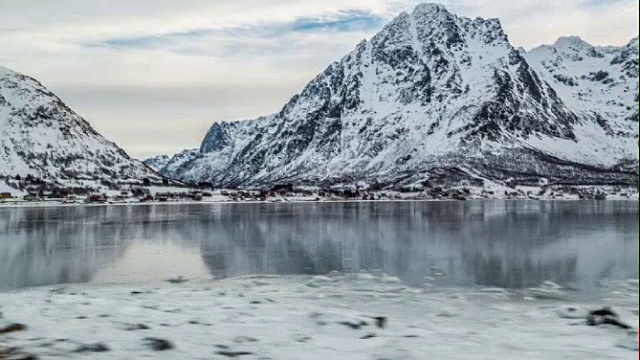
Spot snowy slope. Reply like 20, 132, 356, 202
0, 66, 158, 181
160, 148, 200, 180
160, 4, 638, 188
142, 155, 171, 172
523, 36, 638, 167
525, 36, 638, 129
0, 180, 25, 196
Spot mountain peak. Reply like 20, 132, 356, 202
143, 155, 171, 172
200, 122, 231, 154
527, 35, 605, 60
626, 36, 639, 47
553, 35, 589, 48
412, 3, 450, 15
1, 64, 158, 180
158, 5, 637, 188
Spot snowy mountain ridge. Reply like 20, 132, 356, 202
524, 36, 637, 136
155, 3, 637, 188
0, 65, 158, 182
143, 155, 171, 172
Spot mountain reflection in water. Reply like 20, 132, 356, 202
1, 201, 637, 295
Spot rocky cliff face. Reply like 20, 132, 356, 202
159, 3, 639, 188
0, 66, 158, 181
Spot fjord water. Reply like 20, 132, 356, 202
1, 201, 637, 298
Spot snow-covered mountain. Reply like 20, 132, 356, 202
143, 155, 171, 172
523, 36, 638, 138
0, 66, 158, 181
159, 148, 199, 180
157, 3, 639, 188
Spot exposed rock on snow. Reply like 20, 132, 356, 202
0, 322, 26, 334
215, 349, 255, 357
142, 337, 174, 351
0, 345, 37, 359
587, 307, 632, 329
122, 323, 151, 331
556, 305, 638, 351
166, 276, 189, 284
158, 4, 638, 188
72, 342, 110, 353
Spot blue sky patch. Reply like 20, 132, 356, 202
85, 9, 384, 51
291, 10, 385, 32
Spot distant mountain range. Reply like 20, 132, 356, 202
149, 3, 638, 188
143, 155, 171, 172
1, 3, 637, 190
0, 66, 157, 182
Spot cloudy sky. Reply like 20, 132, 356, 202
0, 0, 637, 159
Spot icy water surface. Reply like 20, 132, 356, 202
1, 201, 638, 296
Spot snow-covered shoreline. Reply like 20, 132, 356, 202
1, 274, 638, 359
1, 195, 638, 209
3, 176, 638, 209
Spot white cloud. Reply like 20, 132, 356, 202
0, 0, 637, 159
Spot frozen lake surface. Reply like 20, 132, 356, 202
1, 200, 638, 297
1, 201, 638, 359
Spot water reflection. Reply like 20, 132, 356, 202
0, 206, 130, 288
1, 201, 637, 293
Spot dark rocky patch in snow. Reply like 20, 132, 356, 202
587, 307, 632, 329
372, 316, 387, 328
216, 350, 255, 357
142, 337, 174, 351
0, 323, 27, 334
233, 336, 258, 343
72, 342, 110, 353
166, 276, 189, 284
122, 323, 150, 331
0, 346, 38, 359
339, 320, 368, 330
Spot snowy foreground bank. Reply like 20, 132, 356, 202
1, 274, 638, 359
